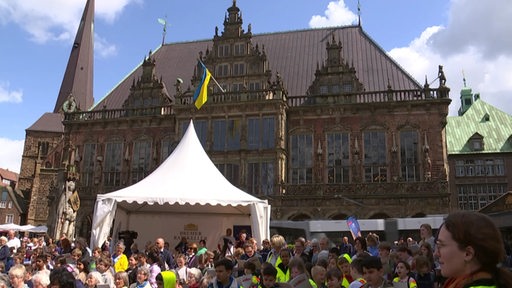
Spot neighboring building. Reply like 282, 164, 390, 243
19, 0, 453, 240
446, 81, 512, 211
479, 192, 512, 238
0, 168, 18, 189
0, 168, 26, 225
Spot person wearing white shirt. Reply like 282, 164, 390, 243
6, 230, 20, 253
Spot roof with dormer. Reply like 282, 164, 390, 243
446, 98, 512, 154
93, 24, 423, 110
0, 168, 18, 187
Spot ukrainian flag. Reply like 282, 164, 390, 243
193, 61, 211, 109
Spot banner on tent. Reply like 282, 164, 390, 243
172, 223, 208, 242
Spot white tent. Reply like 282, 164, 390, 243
0, 224, 48, 233
90, 120, 271, 250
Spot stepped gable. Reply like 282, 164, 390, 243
94, 26, 421, 110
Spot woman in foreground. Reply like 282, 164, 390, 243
435, 211, 512, 288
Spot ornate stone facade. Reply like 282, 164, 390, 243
19, 1, 453, 240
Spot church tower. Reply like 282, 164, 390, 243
18, 0, 95, 234
54, 0, 95, 113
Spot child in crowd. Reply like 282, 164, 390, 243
127, 254, 140, 285
242, 261, 259, 288
377, 242, 395, 282
90, 246, 103, 271
138, 252, 150, 269
71, 248, 83, 265
276, 249, 291, 283
325, 268, 343, 288
175, 254, 189, 285
393, 261, 417, 288
348, 257, 366, 288
361, 256, 392, 288
258, 265, 279, 288
337, 254, 352, 287
310, 265, 327, 288
412, 256, 435, 288
77, 257, 91, 285
24, 264, 34, 288
96, 255, 115, 288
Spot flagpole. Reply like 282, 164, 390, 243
210, 75, 225, 93
198, 59, 225, 93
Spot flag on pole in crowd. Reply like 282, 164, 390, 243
193, 61, 211, 109
347, 216, 362, 240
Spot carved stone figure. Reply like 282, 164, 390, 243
424, 148, 432, 181
56, 180, 80, 239
438, 65, 446, 87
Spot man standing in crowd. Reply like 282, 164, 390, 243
156, 237, 175, 270
339, 236, 354, 257
6, 230, 20, 253
217, 228, 236, 258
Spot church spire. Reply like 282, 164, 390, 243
53, 0, 94, 113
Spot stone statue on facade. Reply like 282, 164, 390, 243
438, 65, 446, 87
56, 180, 80, 239
424, 147, 432, 181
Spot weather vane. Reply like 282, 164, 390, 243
157, 16, 168, 46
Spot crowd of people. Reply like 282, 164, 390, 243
0, 211, 510, 288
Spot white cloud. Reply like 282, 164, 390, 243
0, 0, 137, 43
0, 138, 24, 173
309, 0, 358, 28
387, 0, 512, 116
95, 34, 118, 58
0, 82, 22, 103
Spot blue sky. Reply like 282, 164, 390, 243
1, 0, 511, 173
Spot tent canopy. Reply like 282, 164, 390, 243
0, 224, 48, 233
90, 120, 270, 249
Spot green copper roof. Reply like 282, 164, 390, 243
446, 99, 512, 154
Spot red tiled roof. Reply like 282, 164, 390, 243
0, 168, 18, 182
93, 26, 421, 110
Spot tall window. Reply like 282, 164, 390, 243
234, 43, 246, 56
213, 119, 241, 151
249, 82, 261, 91
248, 161, 275, 196
5, 214, 13, 224
326, 132, 350, 184
0, 191, 7, 208
363, 131, 387, 182
290, 134, 313, 184
247, 117, 275, 149
161, 137, 173, 162
216, 64, 229, 77
81, 143, 96, 186
455, 158, 505, 177
400, 130, 419, 182
216, 163, 240, 186
218, 45, 230, 57
233, 63, 245, 76
131, 139, 152, 184
104, 141, 123, 187
232, 83, 244, 92
457, 184, 506, 210
38, 141, 49, 156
